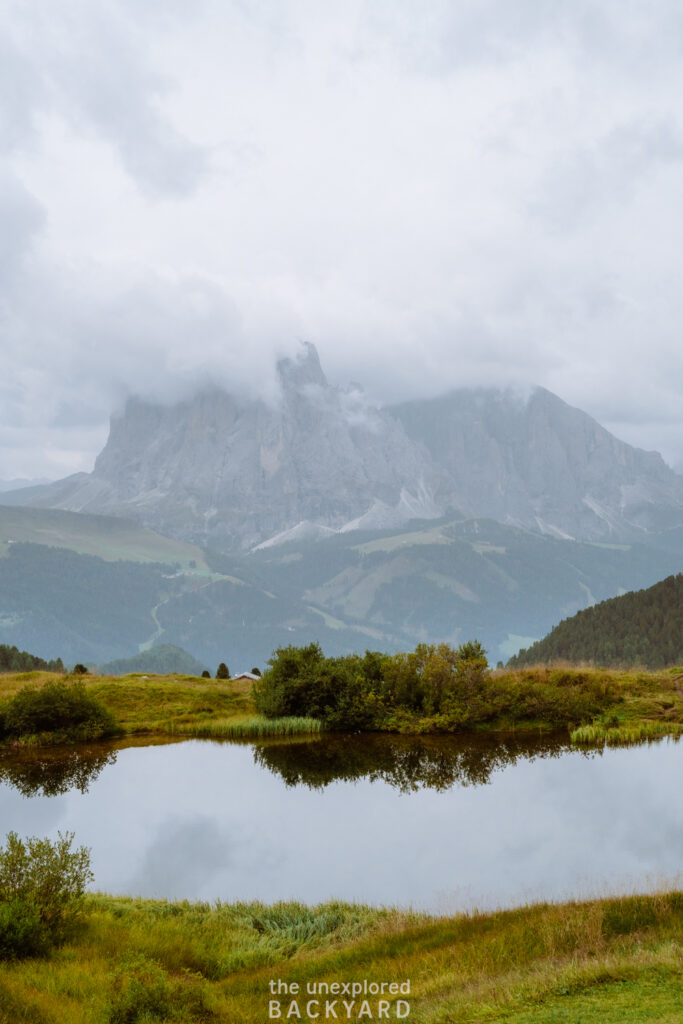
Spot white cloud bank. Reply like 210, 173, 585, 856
2, 0, 683, 476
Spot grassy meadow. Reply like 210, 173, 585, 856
1, 663, 683, 746
0, 890, 681, 1022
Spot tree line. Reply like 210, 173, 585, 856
0, 643, 64, 674
509, 574, 683, 669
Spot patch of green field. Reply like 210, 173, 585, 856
352, 525, 451, 554
0, 672, 257, 741
0, 506, 210, 570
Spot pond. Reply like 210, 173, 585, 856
1, 733, 681, 912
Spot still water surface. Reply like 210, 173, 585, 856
1, 733, 681, 912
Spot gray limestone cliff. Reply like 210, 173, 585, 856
389, 387, 683, 541
6, 344, 683, 550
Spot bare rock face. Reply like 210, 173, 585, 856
389, 387, 683, 541
26, 344, 450, 549
8, 344, 683, 550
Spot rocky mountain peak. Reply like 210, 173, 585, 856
5, 348, 683, 551
276, 341, 328, 390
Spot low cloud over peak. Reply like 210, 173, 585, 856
2, 1, 683, 477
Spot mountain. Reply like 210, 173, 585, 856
508, 573, 683, 669
4, 344, 446, 551
0, 511, 679, 668
0, 478, 52, 493
390, 386, 683, 541
6, 343, 683, 551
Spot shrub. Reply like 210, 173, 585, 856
0, 831, 93, 957
0, 899, 47, 959
2, 680, 119, 742
107, 953, 216, 1022
201, 670, 211, 679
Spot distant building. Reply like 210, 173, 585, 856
232, 671, 260, 681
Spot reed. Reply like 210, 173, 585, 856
571, 721, 683, 745
166, 715, 323, 739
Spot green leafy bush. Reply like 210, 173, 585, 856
252, 641, 618, 733
1, 679, 119, 742
107, 953, 216, 1022
0, 899, 47, 959
0, 831, 93, 957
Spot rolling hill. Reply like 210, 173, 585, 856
0, 505, 679, 669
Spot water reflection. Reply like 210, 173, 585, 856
0, 745, 117, 797
0, 736, 181, 798
253, 731, 591, 791
0, 734, 680, 910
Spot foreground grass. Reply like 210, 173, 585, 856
0, 890, 681, 1022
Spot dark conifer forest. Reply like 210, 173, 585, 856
509, 574, 683, 668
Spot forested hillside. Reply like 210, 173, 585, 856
0, 642, 63, 673
509, 574, 683, 668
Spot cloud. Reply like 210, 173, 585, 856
1, 0, 206, 195
2, 0, 683, 476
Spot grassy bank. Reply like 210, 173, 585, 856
1, 665, 683, 746
0, 890, 681, 1022
0, 671, 279, 745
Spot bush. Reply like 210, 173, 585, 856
201, 670, 211, 679
0, 831, 93, 957
107, 953, 216, 1022
2, 680, 119, 742
254, 641, 494, 731
0, 899, 47, 959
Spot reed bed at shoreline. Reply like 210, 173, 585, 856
570, 721, 683, 745
166, 714, 323, 739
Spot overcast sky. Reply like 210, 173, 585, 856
2, 0, 683, 479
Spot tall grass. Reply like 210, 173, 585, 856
571, 722, 683, 746
166, 715, 323, 739
0, 891, 681, 1022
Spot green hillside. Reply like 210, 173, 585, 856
97, 643, 208, 677
0, 505, 209, 569
0, 514, 680, 669
239, 517, 682, 662
509, 573, 683, 668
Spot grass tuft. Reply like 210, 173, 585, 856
571, 722, 683, 745
166, 715, 323, 739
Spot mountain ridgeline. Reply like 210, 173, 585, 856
2, 345, 682, 669
6, 344, 683, 552
509, 574, 683, 669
